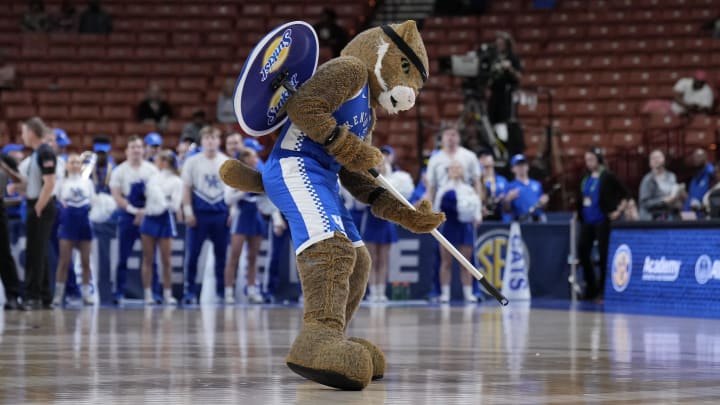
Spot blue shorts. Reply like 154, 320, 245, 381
58, 206, 93, 241
232, 200, 267, 236
439, 220, 474, 247
360, 208, 398, 244
140, 211, 177, 238
262, 155, 362, 254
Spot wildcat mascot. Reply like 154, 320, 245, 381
220, 20, 444, 390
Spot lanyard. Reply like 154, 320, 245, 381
581, 169, 603, 196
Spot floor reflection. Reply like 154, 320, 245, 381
1, 303, 720, 403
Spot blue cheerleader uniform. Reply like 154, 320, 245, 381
141, 170, 183, 239
57, 175, 95, 241
232, 197, 268, 237
360, 207, 398, 244
140, 211, 177, 238
437, 190, 474, 246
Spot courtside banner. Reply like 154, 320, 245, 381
606, 222, 720, 312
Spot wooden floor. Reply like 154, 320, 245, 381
1, 302, 720, 404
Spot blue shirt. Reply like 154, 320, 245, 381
485, 173, 511, 222
272, 83, 372, 173
685, 163, 715, 211
581, 175, 606, 224
507, 178, 544, 219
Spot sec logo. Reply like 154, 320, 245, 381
474, 228, 530, 289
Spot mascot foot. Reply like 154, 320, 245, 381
286, 322, 373, 390
348, 337, 386, 380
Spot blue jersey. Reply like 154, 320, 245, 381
507, 179, 544, 219
685, 163, 715, 210
581, 176, 605, 224
271, 83, 372, 173
181, 152, 229, 213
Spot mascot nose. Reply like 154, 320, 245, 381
391, 86, 416, 111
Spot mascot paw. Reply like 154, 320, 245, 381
326, 127, 383, 172
348, 337, 386, 380
286, 322, 373, 390
372, 194, 445, 233
219, 159, 265, 193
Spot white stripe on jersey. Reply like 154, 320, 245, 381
279, 157, 332, 254
280, 124, 306, 152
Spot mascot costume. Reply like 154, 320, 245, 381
220, 20, 445, 390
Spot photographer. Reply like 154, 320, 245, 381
487, 32, 523, 149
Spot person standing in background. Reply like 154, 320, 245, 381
575, 148, 632, 302
223, 148, 266, 304
638, 149, 686, 220
224, 133, 243, 159
144, 132, 163, 163
684, 149, 715, 216
217, 79, 237, 127
52, 154, 96, 306
478, 150, 509, 221
140, 150, 183, 306
425, 125, 482, 204
313, 8, 349, 58
504, 154, 548, 222
137, 82, 172, 132
0, 151, 25, 309
109, 136, 158, 305
181, 127, 230, 304
21, 117, 58, 310
78, 0, 112, 34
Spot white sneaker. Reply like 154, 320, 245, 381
82, 295, 95, 306
225, 294, 236, 305
439, 294, 450, 303
376, 295, 388, 303
248, 291, 264, 304
464, 294, 478, 303
144, 296, 156, 305
165, 296, 178, 305
52, 294, 64, 307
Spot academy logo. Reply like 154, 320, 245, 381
260, 29, 293, 82
611, 244, 632, 292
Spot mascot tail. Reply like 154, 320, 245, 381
219, 160, 265, 193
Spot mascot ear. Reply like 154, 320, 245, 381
390, 20, 429, 81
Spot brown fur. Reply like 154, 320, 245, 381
346, 246, 386, 380
372, 192, 445, 233
286, 233, 373, 389
218, 159, 265, 193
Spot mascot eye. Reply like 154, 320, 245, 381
401, 58, 411, 75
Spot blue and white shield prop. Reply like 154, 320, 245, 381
233, 21, 319, 137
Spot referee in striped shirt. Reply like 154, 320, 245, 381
21, 117, 58, 310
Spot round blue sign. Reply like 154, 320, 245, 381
233, 21, 319, 137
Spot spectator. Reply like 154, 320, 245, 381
639, 150, 686, 220
90, 135, 114, 194
642, 70, 714, 116
242, 138, 265, 169
51, 0, 77, 32
313, 8, 349, 58
702, 161, 720, 216
78, 0, 112, 34
0, 62, 15, 89
52, 153, 96, 307
22, 0, 49, 32
21, 117, 58, 310
701, 15, 720, 38
54, 128, 71, 161
181, 110, 207, 145
176, 135, 196, 170
488, 32, 523, 149
478, 149, 510, 221
684, 148, 715, 216
140, 150, 183, 305
0, 151, 25, 310
425, 125, 482, 204
575, 148, 632, 302
216, 78, 236, 124
137, 82, 172, 131
223, 148, 266, 304
504, 154, 548, 222
109, 136, 159, 305
224, 132, 243, 159
434, 160, 482, 303
144, 132, 163, 162
181, 126, 230, 304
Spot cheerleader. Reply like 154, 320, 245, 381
52, 154, 96, 306
434, 160, 482, 303
140, 150, 183, 305
223, 148, 266, 304
361, 148, 415, 302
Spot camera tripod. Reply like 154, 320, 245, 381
457, 89, 509, 164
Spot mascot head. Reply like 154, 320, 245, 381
341, 20, 429, 115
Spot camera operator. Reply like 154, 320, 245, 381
487, 32, 523, 153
